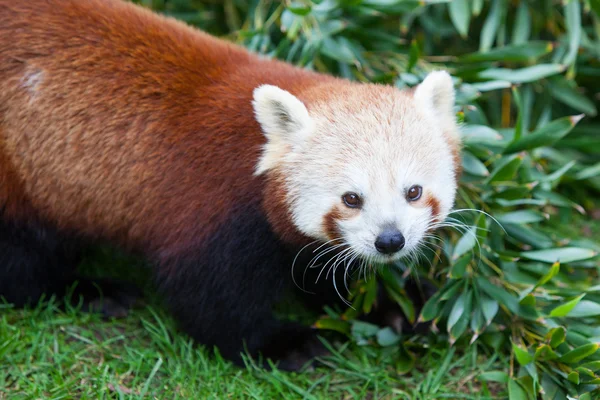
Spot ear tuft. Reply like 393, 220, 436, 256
252, 85, 313, 175
414, 70, 455, 120
253, 85, 312, 137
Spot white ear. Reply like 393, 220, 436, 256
414, 71, 456, 123
252, 85, 314, 175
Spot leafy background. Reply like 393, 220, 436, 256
3, 0, 600, 399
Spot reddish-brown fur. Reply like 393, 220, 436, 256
0, 0, 344, 260
0, 0, 455, 369
322, 205, 362, 241
425, 195, 441, 223
451, 147, 463, 180
323, 208, 344, 241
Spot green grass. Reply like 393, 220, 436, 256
0, 246, 511, 399
1, 298, 508, 399
3, 0, 600, 398
3, 215, 598, 398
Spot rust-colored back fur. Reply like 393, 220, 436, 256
0, 1, 457, 369
0, 0, 337, 257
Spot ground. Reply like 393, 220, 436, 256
1, 303, 506, 399
0, 246, 511, 399
2, 215, 599, 399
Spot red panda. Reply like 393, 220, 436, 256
0, 0, 461, 370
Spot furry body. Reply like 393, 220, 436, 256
0, 0, 460, 368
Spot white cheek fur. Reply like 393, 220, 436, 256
284, 138, 457, 261
255, 74, 459, 260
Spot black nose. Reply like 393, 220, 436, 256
374, 229, 405, 254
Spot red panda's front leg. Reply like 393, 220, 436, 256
153, 208, 328, 371
0, 217, 141, 318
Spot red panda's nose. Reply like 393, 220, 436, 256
375, 229, 405, 254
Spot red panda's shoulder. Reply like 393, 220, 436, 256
0, 0, 337, 250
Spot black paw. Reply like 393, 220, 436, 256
68, 277, 144, 319
258, 324, 330, 372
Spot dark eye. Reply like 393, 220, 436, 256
342, 192, 362, 208
406, 185, 422, 202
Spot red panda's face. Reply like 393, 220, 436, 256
253, 71, 461, 265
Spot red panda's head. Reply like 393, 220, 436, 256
252, 71, 461, 265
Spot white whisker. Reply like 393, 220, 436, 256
449, 208, 507, 234
315, 246, 352, 284
291, 240, 318, 293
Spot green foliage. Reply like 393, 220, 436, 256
2, 300, 510, 398
94, 0, 600, 397
129, 0, 600, 397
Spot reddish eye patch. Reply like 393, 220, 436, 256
322, 207, 343, 240
426, 195, 441, 223
322, 203, 360, 240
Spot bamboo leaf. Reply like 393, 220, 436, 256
508, 379, 529, 400
450, 290, 472, 342
575, 162, 600, 180
470, 80, 511, 91
385, 286, 416, 324
407, 39, 420, 72
470, 307, 484, 335
447, 288, 469, 332
549, 77, 597, 116
567, 370, 580, 384
472, 0, 483, 16
479, 0, 504, 52
287, 2, 312, 16
419, 289, 444, 323
462, 151, 489, 176
534, 261, 560, 288
485, 154, 524, 184
521, 247, 598, 264
452, 227, 477, 260
512, 342, 533, 365
496, 210, 546, 225
563, 0, 582, 66
479, 370, 509, 383
534, 344, 559, 361
559, 343, 599, 364
376, 327, 400, 347
460, 124, 503, 144
321, 37, 356, 63
440, 280, 463, 301
351, 321, 380, 338
511, 1, 530, 44
449, 252, 471, 279
476, 277, 519, 314
448, 0, 470, 38
549, 294, 586, 317
567, 300, 600, 318
314, 318, 351, 335
460, 41, 552, 63
546, 327, 566, 348
581, 361, 600, 371
362, 277, 378, 314
512, 86, 523, 141
481, 296, 499, 325
503, 115, 584, 154
477, 64, 565, 83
